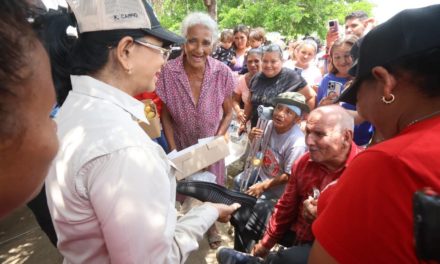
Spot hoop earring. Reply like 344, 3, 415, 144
381, 94, 395, 104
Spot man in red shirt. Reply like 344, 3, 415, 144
217, 105, 363, 264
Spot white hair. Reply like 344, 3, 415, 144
180, 12, 219, 44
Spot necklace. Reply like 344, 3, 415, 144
407, 109, 440, 127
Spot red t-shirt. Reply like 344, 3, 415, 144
260, 143, 362, 249
313, 116, 440, 263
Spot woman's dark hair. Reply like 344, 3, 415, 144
263, 44, 283, 60
33, 9, 148, 105
385, 47, 440, 98
232, 24, 249, 49
233, 24, 250, 37
0, 0, 37, 139
70, 29, 147, 76
247, 47, 263, 57
32, 8, 75, 106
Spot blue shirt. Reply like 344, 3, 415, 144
318, 73, 374, 146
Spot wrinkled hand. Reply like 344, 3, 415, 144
245, 182, 266, 198
248, 127, 263, 141
252, 242, 270, 258
303, 196, 318, 223
208, 202, 241, 223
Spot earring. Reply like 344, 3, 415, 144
126, 68, 132, 75
381, 94, 395, 104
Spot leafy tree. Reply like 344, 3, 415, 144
154, 0, 374, 40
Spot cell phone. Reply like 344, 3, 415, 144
413, 188, 440, 261
327, 81, 343, 98
328, 19, 339, 33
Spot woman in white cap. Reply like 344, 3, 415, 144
45, 1, 239, 263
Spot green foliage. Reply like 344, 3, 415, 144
156, 0, 374, 40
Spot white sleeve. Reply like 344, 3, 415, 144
84, 147, 218, 264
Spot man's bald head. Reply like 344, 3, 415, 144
309, 105, 354, 133
305, 105, 355, 171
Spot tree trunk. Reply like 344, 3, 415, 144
204, 0, 217, 21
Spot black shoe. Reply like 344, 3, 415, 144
176, 180, 256, 228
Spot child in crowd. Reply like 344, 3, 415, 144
284, 39, 322, 90
212, 29, 235, 66
249, 27, 266, 49
317, 35, 373, 146
317, 36, 357, 104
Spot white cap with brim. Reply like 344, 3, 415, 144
67, 0, 185, 46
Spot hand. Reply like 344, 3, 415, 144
251, 242, 270, 258
319, 94, 338, 106
326, 30, 339, 51
238, 123, 247, 135
245, 182, 266, 198
208, 202, 241, 223
223, 133, 230, 143
248, 127, 263, 141
237, 110, 247, 124
302, 196, 318, 223
230, 57, 237, 66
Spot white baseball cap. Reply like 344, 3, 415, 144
66, 0, 185, 46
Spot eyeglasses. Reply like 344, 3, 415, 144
134, 39, 171, 61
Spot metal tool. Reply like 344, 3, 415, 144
240, 105, 274, 192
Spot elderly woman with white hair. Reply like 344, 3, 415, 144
156, 12, 236, 249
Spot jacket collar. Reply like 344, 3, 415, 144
70, 75, 148, 124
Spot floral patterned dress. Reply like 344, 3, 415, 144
156, 56, 236, 185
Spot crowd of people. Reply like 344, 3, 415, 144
1, 0, 439, 263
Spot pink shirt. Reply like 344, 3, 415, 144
156, 56, 236, 185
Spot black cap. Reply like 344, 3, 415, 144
339, 4, 440, 105
141, 0, 185, 46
